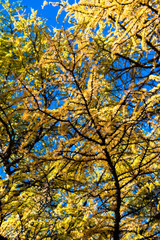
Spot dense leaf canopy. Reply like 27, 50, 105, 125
0, 0, 160, 239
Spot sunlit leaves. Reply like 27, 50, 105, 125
0, 0, 160, 239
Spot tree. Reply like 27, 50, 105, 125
0, 0, 160, 239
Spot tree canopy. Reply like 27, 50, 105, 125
0, 0, 160, 239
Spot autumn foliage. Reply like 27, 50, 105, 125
0, 0, 160, 239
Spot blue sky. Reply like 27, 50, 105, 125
22, 0, 68, 29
